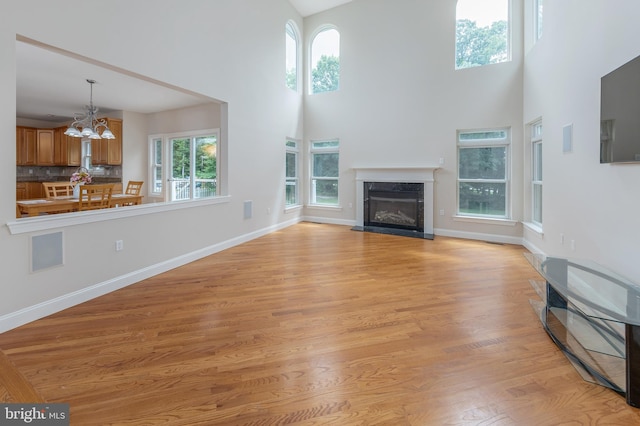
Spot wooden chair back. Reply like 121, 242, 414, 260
125, 181, 143, 196
43, 182, 73, 198
77, 184, 114, 211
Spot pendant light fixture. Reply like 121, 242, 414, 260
64, 79, 115, 140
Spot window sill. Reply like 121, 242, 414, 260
8, 196, 231, 235
523, 221, 544, 237
285, 204, 303, 213
452, 215, 518, 227
306, 204, 343, 212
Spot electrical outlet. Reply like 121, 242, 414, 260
115, 240, 124, 251
439, 209, 445, 216
570, 240, 576, 251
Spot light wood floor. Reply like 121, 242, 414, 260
1, 223, 639, 425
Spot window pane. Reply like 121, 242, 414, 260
154, 167, 162, 193
533, 183, 542, 223
286, 152, 296, 178
459, 182, 506, 216
456, 0, 509, 69
312, 140, 339, 149
154, 139, 162, 164
194, 136, 217, 198
311, 28, 340, 94
459, 130, 507, 141
313, 153, 339, 177
286, 180, 297, 205
171, 138, 191, 200
286, 23, 297, 91
536, 0, 544, 40
312, 179, 338, 205
459, 147, 506, 179
533, 142, 542, 180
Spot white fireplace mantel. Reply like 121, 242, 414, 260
353, 166, 439, 237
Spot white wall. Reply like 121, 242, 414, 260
0, 0, 304, 331
522, 0, 640, 279
302, 0, 525, 243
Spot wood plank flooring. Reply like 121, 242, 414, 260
1, 223, 639, 425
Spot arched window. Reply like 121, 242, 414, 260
285, 21, 299, 91
455, 0, 510, 69
310, 26, 340, 94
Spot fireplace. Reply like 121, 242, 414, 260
364, 182, 424, 232
352, 166, 438, 239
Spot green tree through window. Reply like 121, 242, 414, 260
312, 55, 340, 93
455, 0, 509, 69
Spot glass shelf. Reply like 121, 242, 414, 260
525, 252, 640, 405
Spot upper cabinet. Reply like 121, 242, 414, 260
16, 118, 121, 167
16, 126, 37, 165
36, 129, 55, 166
91, 118, 122, 166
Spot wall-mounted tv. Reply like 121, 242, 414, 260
600, 54, 640, 163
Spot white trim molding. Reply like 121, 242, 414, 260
352, 166, 439, 236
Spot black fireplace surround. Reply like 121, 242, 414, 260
359, 181, 429, 239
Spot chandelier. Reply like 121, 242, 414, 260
64, 79, 115, 140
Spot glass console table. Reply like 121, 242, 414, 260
525, 253, 640, 407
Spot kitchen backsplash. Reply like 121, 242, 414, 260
17, 165, 122, 182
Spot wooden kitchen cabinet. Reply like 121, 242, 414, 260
37, 129, 55, 165
16, 182, 45, 200
16, 126, 37, 165
91, 118, 122, 165
54, 127, 81, 166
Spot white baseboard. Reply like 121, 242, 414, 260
434, 227, 524, 246
0, 217, 302, 334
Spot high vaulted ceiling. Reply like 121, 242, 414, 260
16, 2, 351, 123
288, 0, 352, 17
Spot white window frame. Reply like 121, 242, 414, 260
309, 25, 340, 95
531, 121, 543, 226
309, 139, 340, 207
149, 136, 163, 197
285, 139, 301, 208
457, 128, 511, 219
149, 128, 220, 203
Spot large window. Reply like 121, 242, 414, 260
455, 0, 510, 69
531, 121, 543, 225
310, 27, 340, 94
457, 129, 510, 218
285, 21, 299, 91
285, 139, 300, 207
150, 129, 219, 202
310, 139, 339, 206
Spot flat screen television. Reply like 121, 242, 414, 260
600, 54, 640, 163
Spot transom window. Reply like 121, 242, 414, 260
456, 0, 510, 69
310, 27, 340, 94
310, 139, 339, 206
457, 129, 510, 218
